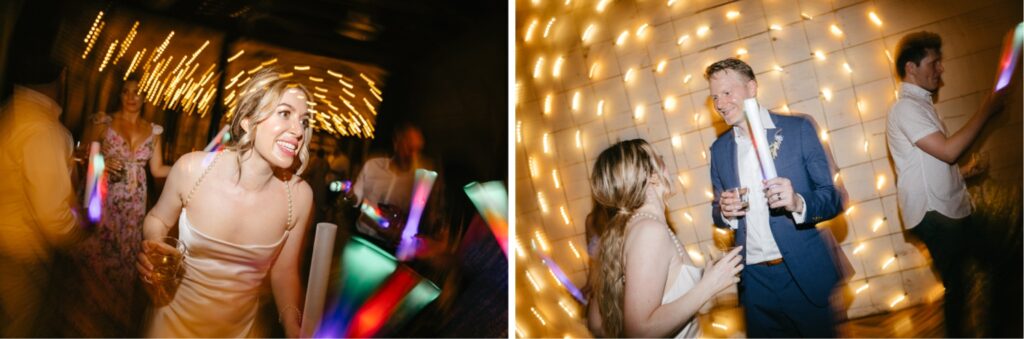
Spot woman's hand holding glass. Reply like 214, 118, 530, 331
698, 246, 744, 296
720, 187, 749, 219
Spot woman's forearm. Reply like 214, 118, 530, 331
142, 213, 171, 241
625, 279, 715, 337
272, 268, 304, 337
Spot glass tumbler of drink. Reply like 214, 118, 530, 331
145, 236, 186, 306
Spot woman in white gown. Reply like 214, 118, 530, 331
136, 68, 314, 337
585, 139, 744, 338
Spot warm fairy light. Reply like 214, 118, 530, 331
781, 104, 790, 113
885, 50, 894, 63
667, 0, 678, 6
683, 74, 692, 83
308, 76, 324, 82
616, 30, 630, 46
534, 230, 550, 252
326, 70, 345, 78
83, 11, 104, 43
596, 0, 611, 12
534, 57, 545, 79
558, 300, 576, 318
588, 63, 600, 79
259, 57, 278, 67
227, 50, 245, 63
814, 50, 826, 60
687, 249, 704, 264
624, 68, 635, 83
712, 323, 728, 330
552, 170, 561, 189
853, 243, 866, 254
526, 272, 541, 291
543, 133, 551, 153
705, 189, 714, 199
774, 64, 784, 72
855, 283, 870, 294
560, 206, 571, 225
770, 24, 783, 31
339, 78, 354, 88
701, 150, 707, 160
869, 12, 883, 26
634, 105, 645, 120
514, 236, 526, 259
81, 11, 105, 59
552, 56, 564, 78
571, 91, 582, 112
858, 101, 867, 114
516, 121, 523, 143
882, 256, 896, 270
568, 241, 582, 259
656, 60, 667, 73
726, 11, 740, 20
575, 130, 582, 148
678, 173, 690, 188
834, 172, 841, 182
821, 88, 833, 101
801, 12, 813, 20
543, 17, 557, 38
124, 49, 145, 80
636, 23, 649, 37
676, 34, 690, 45
525, 19, 539, 42
830, 24, 844, 36
98, 39, 119, 72
736, 48, 748, 56
863, 140, 870, 153
530, 307, 547, 326
890, 294, 906, 308
875, 174, 888, 191
683, 212, 693, 222
544, 94, 553, 115
696, 26, 710, 37
597, 100, 605, 116
529, 157, 539, 178
843, 62, 853, 73
821, 130, 829, 141
114, 21, 139, 64
314, 86, 328, 93
845, 205, 855, 216
664, 96, 677, 111
872, 218, 885, 232
537, 192, 549, 214
671, 135, 682, 148
582, 24, 596, 42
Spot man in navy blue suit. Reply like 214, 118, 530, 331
705, 58, 848, 337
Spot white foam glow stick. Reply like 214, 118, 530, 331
742, 98, 777, 180
396, 169, 438, 261
301, 222, 338, 338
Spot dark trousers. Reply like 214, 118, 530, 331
910, 211, 970, 338
742, 262, 836, 337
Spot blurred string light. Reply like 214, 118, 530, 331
544, 17, 557, 38
114, 21, 139, 64
869, 11, 883, 26
98, 39, 118, 72
582, 24, 596, 42
81, 11, 105, 59
830, 24, 844, 36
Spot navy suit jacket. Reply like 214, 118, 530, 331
709, 113, 845, 307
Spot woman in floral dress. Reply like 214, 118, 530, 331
62, 78, 172, 336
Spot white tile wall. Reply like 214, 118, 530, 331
516, 0, 1021, 322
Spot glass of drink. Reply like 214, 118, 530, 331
145, 236, 186, 306
726, 187, 749, 210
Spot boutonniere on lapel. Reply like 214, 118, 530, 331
769, 128, 783, 159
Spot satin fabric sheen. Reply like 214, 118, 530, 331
661, 264, 703, 338
144, 209, 288, 337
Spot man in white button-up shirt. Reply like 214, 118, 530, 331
706, 58, 848, 337
886, 31, 1008, 338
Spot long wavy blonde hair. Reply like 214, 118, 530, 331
224, 67, 313, 175
585, 139, 668, 337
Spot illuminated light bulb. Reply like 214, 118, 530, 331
781, 104, 791, 113
656, 60, 667, 73
701, 150, 707, 160
543, 94, 553, 115
863, 140, 869, 153
596, 0, 611, 12
559, 300, 576, 318
571, 91, 581, 112
726, 11, 740, 20
525, 19, 539, 42
712, 323, 728, 330
582, 24, 596, 42
845, 205, 855, 216
552, 56, 564, 78
683, 74, 692, 83
526, 272, 541, 292
821, 130, 829, 142
227, 50, 245, 63
890, 294, 906, 308
529, 157, 539, 178
814, 50, 826, 60
514, 237, 526, 259
869, 12, 883, 26
855, 283, 870, 294
830, 24, 844, 36
552, 170, 561, 189
543, 17, 557, 38
885, 50, 894, 63
667, 0, 678, 6
616, 30, 630, 46
575, 130, 582, 148
636, 23, 649, 37
624, 68, 635, 83
871, 218, 885, 232
736, 48, 748, 57
876, 174, 886, 190
696, 26, 710, 37
634, 105, 645, 120
770, 24, 783, 31
543, 133, 551, 153
857, 100, 867, 114
569, 241, 582, 259
882, 256, 896, 270
843, 62, 853, 73
516, 121, 523, 143
560, 206, 571, 225
534, 230, 550, 252
664, 96, 677, 111
671, 135, 682, 148
687, 249, 704, 264
681, 210, 693, 223
774, 64, 784, 72
833, 172, 840, 182
676, 34, 690, 45
589, 63, 600, 79
801, 12, 813, 20
597, 99, 605, 116
537, 192, 550, 214
821, 88, 833, 101
852, 243, 866, 254
534, 57, 545, 79
705, 189, 714, 199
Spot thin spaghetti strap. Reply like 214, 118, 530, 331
284, 180, 295, 231
183, 151, 224, 208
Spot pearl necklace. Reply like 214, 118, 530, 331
630, 211, 686, 257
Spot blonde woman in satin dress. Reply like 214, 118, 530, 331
136, 68, 313, 337
585, 139, 744, 338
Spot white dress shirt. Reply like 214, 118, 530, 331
886, 82, 971, 228
723, 107, 806, 264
